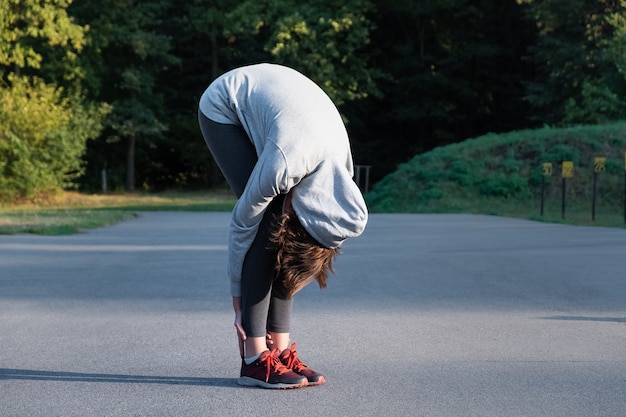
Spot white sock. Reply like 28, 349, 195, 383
244, 352, 262, 365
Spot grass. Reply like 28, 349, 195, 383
0, 190, 236, 235
0, 209, 138, 235
480, 199, 625, 228
2, 187, 623, 236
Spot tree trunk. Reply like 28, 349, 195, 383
125, 135, 135, 191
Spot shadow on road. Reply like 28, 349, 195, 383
541, 316, 626, 323
0, 368, 238, 387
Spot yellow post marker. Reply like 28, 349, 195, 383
594, 157, 606, 173
542, 162, 553, 176
562, 161, 574, 178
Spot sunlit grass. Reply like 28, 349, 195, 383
1, 188, 624, 236
0, 209, 138, 235
30, 189, 237, 210
0, 190, 236, 235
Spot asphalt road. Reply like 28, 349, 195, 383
1, 212, 625, 417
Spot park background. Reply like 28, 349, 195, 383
1, 0, 626, 228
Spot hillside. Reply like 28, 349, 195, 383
366, 122, 626, 224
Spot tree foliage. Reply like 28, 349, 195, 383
522, 0, 624, 125
70, 0, 180, 191
0, 0, 107, 204
0, 0, 86, 74
565, 1, 626, 124
1, 0, 625, 201
224, 0, 382, 106
341, 0, 534, 177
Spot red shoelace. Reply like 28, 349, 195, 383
263, 348, 291, 382
281, 343, 309, 372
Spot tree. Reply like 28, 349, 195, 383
223, 0, 382, 107
61, 0, 539, 192
342, 0, 534, 181
71, 0, 179, 191
151, 0, 240, 190
562, 1, 626, 123
522, 0, 623, 125
150, 0, 387, 191
605, 1, 626, 103
0, 0, 107, 203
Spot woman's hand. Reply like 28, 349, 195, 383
232, 297, 247, 358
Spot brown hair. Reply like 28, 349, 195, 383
269, 212, 340, 299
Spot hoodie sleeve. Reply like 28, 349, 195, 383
228, 144, 291, 296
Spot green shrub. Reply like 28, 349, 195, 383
420, 187, 444, 201
0, 76, 109, 204
542, 144, 580, 164
479, 174, 528, 198
448, 159, 474, 186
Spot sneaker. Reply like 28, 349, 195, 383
279, 343, 326, 386
238, 348, 307, 389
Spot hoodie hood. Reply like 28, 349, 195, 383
291, 159, 368, 248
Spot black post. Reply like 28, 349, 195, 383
562, 177, 566, 219
541, 175, 546, 216
592, 172, 597, 221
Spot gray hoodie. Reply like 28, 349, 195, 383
199, 63, 368, 296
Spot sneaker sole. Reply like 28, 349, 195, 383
238, 376, 307, 389
305, 375, 326, 387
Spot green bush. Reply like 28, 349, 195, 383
0, 75, 108, 204
479, 174, 528, 198
542, 144, 580, 164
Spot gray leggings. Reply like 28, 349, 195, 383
198, 110, 293, 338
